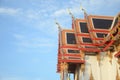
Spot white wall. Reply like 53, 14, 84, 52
78, 52, 119, 80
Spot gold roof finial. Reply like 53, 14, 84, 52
80, 4, 86, 14
55, 18, 62, 31
80, 3, 88, 19
67, 8, 74, 19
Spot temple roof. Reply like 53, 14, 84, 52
57, 12, 120, 73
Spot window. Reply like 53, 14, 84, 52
82, 37, 92, 43
92, 18, 113, 29
96, 33, 107, 38
68, 49, 80, 53
79, 22, 89, 33
66, 33, 76, 44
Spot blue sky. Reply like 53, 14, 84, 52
0, 0, 120, 80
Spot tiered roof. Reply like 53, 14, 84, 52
57, 12, 120, 73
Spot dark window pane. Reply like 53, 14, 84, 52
82, 37, 92, 43
92, 18, 113, 29
68, 49, 80, 53
67, 33, 76, 44
96, 33, 107, 38
85, 46, 96, 48
79, 22, 89, 33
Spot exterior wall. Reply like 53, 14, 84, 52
78, 52, 119, 80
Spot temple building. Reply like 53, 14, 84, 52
56, 10, 120, 80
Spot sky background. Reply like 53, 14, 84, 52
0, 0, 120, 80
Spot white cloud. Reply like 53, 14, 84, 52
53, 9, 68, 17
24, 10, 41, 20
17, 40, 55, 48
27, 14, 38, 19
52, 8, 82, 19
80, 0, 120, 15
13, 33, 56, 49
13, 34, 25, 40
0, 7, 20, 15
0, 7, 42, 20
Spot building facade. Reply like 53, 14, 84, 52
57, 12, 120, 80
